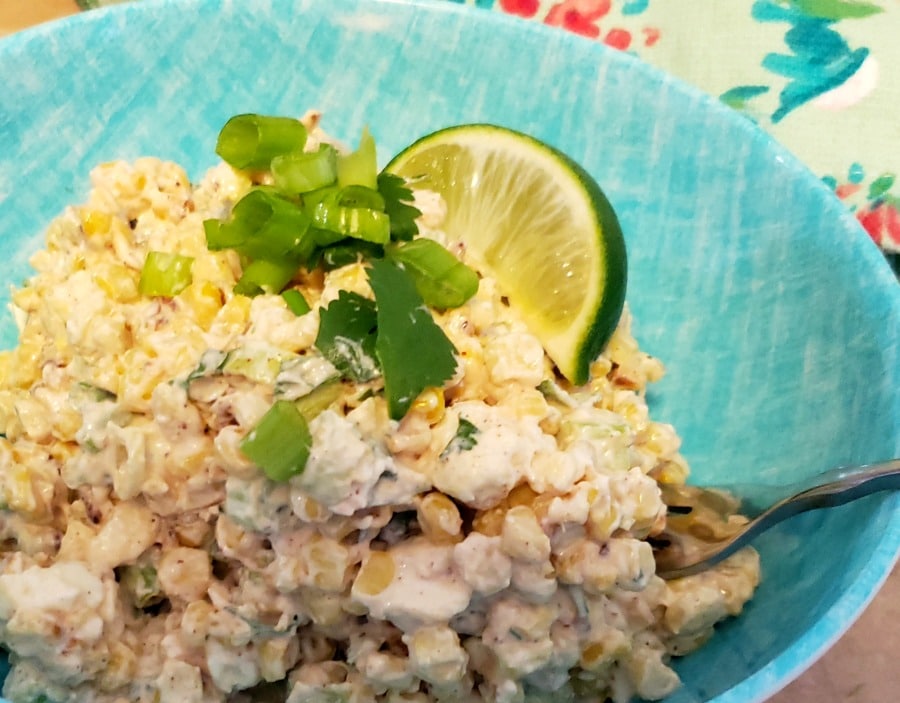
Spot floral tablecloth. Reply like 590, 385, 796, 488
73, 0, 900, 268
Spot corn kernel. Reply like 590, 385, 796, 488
512, 388, 550, 419
473, 505, 506, 537
4, 467, 37, 515
0, 352, 11, 387
191, 252, 237, 289
411, 387, 446, 425
80, 209, 112, 238
260, 638, 299, 683
304, 536, 350, 592
99, 641, 136, 691
213, 294, 251, 332
579, 630, 629, 671
507, 484, 538, 509
588, 500, 621, 541
94, 263, 139, 303
501, 505, 551, 562
179, 280, 224, 330
354, 551, 395, 596
6, 339, 42, 389
417, 492, 462, 542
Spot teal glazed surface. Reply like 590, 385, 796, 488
0, 1, 898, 701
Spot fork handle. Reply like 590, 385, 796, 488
731, 458, 900, 517
780, 458, 900, 514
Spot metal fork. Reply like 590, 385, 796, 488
651, 458, 900, 579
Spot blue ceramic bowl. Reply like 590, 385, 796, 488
0, 1, 897, 701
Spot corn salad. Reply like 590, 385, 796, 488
0, 117, 759, 703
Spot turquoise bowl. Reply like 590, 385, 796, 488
0, 1, 897, 701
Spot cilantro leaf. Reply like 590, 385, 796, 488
367, 259, 458, 420
440, 417, 479, 458
315, 291, 381, 382
378, 172, 421, 241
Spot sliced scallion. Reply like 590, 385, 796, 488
216, 114, 308, 170
138, 251, 194, 297
387, 238, 479, 309
311, 201, 390, 244
295, 381, 343, 422
272, 144, 339, 194
204, 218, 245, 251
234, 258, 298, 297
229, 189, 315, 263
282, 288, 311, 316
240, 400, 312, 482
336, 127, 378, 190
319, 241, 384, 270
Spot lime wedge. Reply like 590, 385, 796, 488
386, 124, 627, 385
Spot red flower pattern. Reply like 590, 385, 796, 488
545, 0, 611, 39
857, 203, 900, 250
604, 27, 632, 50
499, 0, 541, 17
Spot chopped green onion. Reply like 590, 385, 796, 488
311, 201, 390, 244
337, 127, 378, 190
387, 238, 479, 309
240, 400, 312, 482
204, 218, 245, 251
234, 259, 298, 297
272, 144, 338, 194
295, 381, 343, 422
138, 251, 194, 297
318, 240, 384, 270
229, 189, 315, 262
301, 185, 341, 212
311, 227, 347, 248
335, 185, 386, 211
216, 114, 308, 170
282, 289, 311, 315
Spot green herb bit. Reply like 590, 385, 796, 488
240, 400, 312, 482
315, 291, 381, 382
281, 289, 311, 316
367, 259, 459, 420
182, 349, 229, 387
119, 564, 164, 609
216, 113, 308, 170
234, 258, 298, 297
337, 126, 378, 190
388, 238, 478, 309
537, 378, 577, 407
138, 251, 194, 297
377, 173, 421, 241
272, 144, 338, 194
71, 382, 117, 403
440, 417, 479, 458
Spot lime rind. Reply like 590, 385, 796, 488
386, 124, 627, 385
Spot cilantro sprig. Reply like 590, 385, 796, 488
312, 261, 460, 420
368, 259, 458, 419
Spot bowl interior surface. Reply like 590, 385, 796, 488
0, 1, 898, 701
